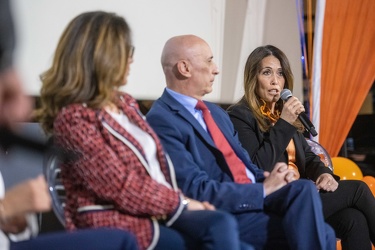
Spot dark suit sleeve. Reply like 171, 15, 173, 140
0, 0, 15, 72
228, 103, 296, 171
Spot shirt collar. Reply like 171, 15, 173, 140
166, 88, 199, 115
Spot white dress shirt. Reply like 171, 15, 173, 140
108, 109, 172, 188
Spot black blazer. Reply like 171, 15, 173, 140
227, 99, 338, 182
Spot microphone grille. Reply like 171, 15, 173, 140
280, 89, 292, 101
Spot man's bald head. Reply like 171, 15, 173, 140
160, 35, 219, 99
161, 35, 207, 70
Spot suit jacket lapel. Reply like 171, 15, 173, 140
160, 90, 217, 148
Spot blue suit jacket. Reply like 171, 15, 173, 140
147, 89, 266, 214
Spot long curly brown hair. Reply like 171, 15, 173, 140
34, 11, 132, 134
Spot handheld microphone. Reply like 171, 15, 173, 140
280, 89, 318, 137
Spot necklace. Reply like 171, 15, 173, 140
259, 99, 280, 123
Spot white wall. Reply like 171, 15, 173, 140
11, 0, 303, 103
11, 0, 224, 101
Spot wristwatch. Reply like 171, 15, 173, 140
182, 198, 190, 210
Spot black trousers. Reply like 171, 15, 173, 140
320, 180, 375, 250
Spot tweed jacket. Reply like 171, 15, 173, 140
147, 89, 267, 214
53, 92, 184, 250
227, 99, 337, 181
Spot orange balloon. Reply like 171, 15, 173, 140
331, 157, 363, 180
362, 176, 375, 197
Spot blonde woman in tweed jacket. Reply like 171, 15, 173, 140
34, 11, 252, 250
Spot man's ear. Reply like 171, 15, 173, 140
176, 60, 191, 78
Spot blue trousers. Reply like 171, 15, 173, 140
155, 209, 254, 250
236, 179, 336, 250
10, 228, 138, 250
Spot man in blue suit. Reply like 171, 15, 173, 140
147, 34, 336, 250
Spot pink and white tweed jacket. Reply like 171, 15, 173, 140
53, 92, 184, 250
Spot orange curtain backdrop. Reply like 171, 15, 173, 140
317, 0, 375, 156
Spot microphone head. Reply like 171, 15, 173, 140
280, 89, 292, 101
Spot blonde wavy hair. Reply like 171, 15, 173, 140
34, 11, 132, 134
243, 45, 304, 132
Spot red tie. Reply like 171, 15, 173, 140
195, 100, 251, 183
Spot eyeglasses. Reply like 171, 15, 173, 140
128, 46, 135, 59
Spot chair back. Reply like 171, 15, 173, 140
306, 138, 334, 171
44, 146, 66, 227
